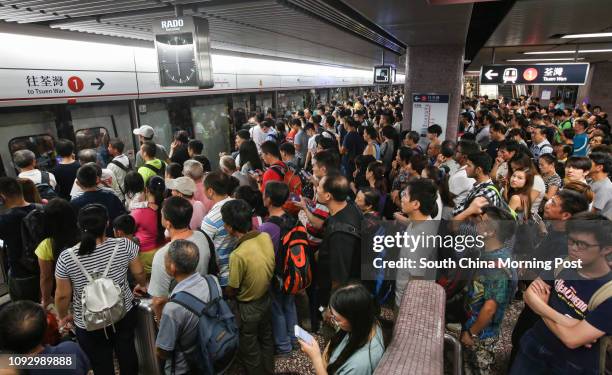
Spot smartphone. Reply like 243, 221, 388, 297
294, 325, 314, 344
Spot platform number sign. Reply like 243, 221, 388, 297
67, 76, 84, 93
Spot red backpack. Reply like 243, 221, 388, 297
270, 218, 312, 295
270, 163, 302, 197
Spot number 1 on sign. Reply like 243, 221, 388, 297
67, 76, 84, 93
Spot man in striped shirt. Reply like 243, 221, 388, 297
200, 172, 237, 288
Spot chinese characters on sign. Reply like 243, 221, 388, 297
26, 75, 66, 94
480, 63, 589, 85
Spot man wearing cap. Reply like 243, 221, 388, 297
166, 176, 206, 230
133, 125, 170, 168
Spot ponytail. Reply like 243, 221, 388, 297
77, 204, 109, 256
79, 230, 98, 256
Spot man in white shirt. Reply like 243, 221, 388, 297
249, 119, 276, 152
106, 138, 130, 202
14, 149, 57, 188
449, 140, 478, 207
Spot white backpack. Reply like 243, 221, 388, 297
69, 241, 126, 334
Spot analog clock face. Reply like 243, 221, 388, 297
156, 33, 198, 87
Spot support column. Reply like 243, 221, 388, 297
402, 44, 465, 141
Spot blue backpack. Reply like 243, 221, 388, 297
170, 275, 238, 374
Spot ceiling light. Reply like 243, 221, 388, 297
506, 58, 585, 62
561, 32, 612, 39
524, 49, 612, 54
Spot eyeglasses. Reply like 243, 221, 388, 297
568, 237, 600, 251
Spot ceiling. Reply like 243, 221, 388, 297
341, 0, 473, 47
0, 0, 407, 70
467, 0, 612, 70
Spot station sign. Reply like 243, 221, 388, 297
153, 15, 213, 89
479, 63, 589, 85
0, 69, 137, 101
411, 93, 449, 143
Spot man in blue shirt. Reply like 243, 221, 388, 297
572, 119, 590, 157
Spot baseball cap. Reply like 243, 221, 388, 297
166, 177, 196, 196
133, 125, 155, 138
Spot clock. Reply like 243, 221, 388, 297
155, 33, 198, 87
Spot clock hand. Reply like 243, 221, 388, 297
175, 43, 181, 78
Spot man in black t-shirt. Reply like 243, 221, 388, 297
51, 139, 81, 200
510, 214, 612, 375
340, 118, 365, 179
0, 177, 39, 301
317, 173, 362, 306
70, 164, 126, 236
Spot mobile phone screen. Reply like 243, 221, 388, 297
294, 325, 314, 344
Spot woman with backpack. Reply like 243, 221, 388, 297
54, 203, 147, 375
300, 284, 385, 375
35, 198, 79, 309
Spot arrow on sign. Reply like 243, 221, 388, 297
90, 78, 105, 90
484, 69, 499, 80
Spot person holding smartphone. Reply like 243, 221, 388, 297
299, 284, 384, 375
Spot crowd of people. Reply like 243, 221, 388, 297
0, 90, 610, 375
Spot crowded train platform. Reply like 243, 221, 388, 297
0, 0, 611, 374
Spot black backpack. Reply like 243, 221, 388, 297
36, 171, 58, 200
19, 204, 46, 275
197, 229, 219, 276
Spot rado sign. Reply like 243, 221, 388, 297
160, 19, 184, 31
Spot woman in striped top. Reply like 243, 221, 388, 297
55, 203, 148, 375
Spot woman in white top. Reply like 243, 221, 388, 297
55, 204, 147, 375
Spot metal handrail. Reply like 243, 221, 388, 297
444, 333, 463, 375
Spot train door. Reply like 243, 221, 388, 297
255, 92, 273, 114
0, 110, 58, 177
68, 102, 134, 167
137, 101, 173, 154
191, 95, 230, 168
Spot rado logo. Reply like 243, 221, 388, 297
161, 19, 184, 30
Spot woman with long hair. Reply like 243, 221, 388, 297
300, 284, 385, 375
35, 198, 79, 308
422, 166, 454, 220
365, 161, 388, 194
54, 204, 147, 375
508, 153, 545, 214
169, 130, 190, 166
130, 176, 166, 273
233, 185, 267, 230
362, 127, 381, 160
504, 168, 534, 219
239, 140, 264, 173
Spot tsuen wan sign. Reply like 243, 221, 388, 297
479, 63, 589, 85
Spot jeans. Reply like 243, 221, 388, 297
270, 289, 297, 353
509, 304, 539, 366
76, 307, 139, 375
237, 293, 274, 375
510, 330, 597, 375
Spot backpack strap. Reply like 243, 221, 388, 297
102, 240, 121, 278
143, 163, 161, 175
196, 229, 218, 276
588, 279, 612, 311
170, 291, 206, 317
68, 248, 93, 283
110, 159, 129, 172
203, 275, 220, 301
269, 163, 286, 179
40, 170, 50, 185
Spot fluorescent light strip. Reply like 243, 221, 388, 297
506, 58, 585, 62
524, 49, 612, 54
562, 32, 612, 38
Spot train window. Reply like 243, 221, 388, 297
232, 94, 251, 113
74, 127, 111, 166
8, 134, 57, 172
191, 95, 230, 168
255, 93, 273, 114
277, 90, 306, 117
138, 101, 174, 152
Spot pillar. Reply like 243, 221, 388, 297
402, 44, 465, 142
578, 62, 612, 110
